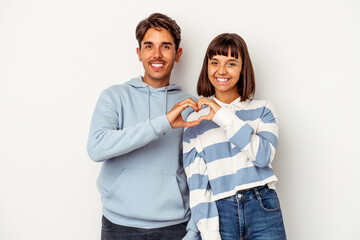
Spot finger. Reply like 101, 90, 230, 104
197, 99, 208, 109
197, 98, 213, 109
176, 101, 199, 112
167, 102, 195, 121
168, 103, 199, 124
186, 97, 198, 104
186, 100, 200, 110
181, 97, 199, 108
186, 98, 200, 112
198, 101, 213, 111
182, 120, 200, 128
198, 99, 220, 113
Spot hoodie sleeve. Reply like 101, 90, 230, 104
87, 89, 172, 162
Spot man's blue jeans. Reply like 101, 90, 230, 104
101, 216, 188, 240
215, 185, 286, 240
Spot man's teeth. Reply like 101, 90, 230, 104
151, 63, 164, 67
217, 78, 228, 82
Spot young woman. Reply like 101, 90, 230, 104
183, 33, 286, 240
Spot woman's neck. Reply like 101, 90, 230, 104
215, 91, 240, 104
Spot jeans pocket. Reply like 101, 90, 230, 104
257, 189, 281, 212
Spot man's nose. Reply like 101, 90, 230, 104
153, 47, 162, 59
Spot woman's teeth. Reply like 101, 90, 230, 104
217, 78, 228, 82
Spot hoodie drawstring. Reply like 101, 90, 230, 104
147, 86, 151, 119
146, 85, 169, 120
164, 87, 168, 114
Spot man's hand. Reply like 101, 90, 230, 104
166, 98, 200, 128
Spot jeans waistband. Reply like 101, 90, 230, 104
221, 185, 270, 201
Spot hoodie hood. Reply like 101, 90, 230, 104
125, 76, 183, 119
125, 76, 182, 93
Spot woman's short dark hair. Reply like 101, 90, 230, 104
197, 33, 255, 101
136, 13, 181, 51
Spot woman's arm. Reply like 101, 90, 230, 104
212, 101, 278, 167
197, 98, 278, 168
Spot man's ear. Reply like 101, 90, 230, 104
136, 48, 142, 62
175, 48, 183, 62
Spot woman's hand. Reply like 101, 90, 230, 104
197, 97, 221, 122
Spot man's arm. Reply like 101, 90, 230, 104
87, 89, 168, 162
87, 91, 199, 162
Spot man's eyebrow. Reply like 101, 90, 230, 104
142, 41, 173, 46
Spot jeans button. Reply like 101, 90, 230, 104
237, 193, 242, 198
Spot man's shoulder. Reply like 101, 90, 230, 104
104, 76, 141, 91
102, 80, 137, 99
105, 82, 130, 93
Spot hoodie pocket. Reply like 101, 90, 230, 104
103, 168, 187, 221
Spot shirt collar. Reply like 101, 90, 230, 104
213, 96, 250, 109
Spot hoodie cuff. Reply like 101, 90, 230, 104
149, 114, 172, 136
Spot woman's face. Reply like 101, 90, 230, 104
208, 50, 242, 101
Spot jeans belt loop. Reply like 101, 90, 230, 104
253, 187, 262, 201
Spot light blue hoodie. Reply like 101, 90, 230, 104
87, 76, 198, 238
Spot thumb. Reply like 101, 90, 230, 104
183, 120, 200, 127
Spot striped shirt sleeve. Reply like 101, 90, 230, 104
212, 101, 279, 168
183, 132, 221, 240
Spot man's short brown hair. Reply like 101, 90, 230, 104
135, 13, 181, 51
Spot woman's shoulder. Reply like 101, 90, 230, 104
246, 98, 275, 109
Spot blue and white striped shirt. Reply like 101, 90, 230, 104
183, 97, 279, 240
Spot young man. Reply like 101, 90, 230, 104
87, 13, 199, 240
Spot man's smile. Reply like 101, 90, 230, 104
150, 61, 166, 70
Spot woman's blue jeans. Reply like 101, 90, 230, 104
215, 185, 286, 240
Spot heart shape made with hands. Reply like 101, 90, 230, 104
195, 97, 221, 122
166, 97, 221, 128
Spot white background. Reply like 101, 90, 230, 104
1, 0, 359, 239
